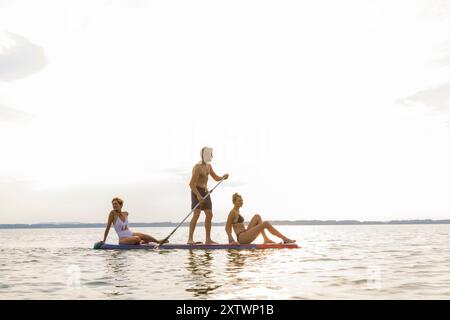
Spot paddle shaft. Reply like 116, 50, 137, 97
157, 178, 225, 246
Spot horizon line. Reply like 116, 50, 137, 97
1, 219, 450, 229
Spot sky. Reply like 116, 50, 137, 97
1, 0, 450, 224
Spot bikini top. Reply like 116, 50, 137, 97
232, 213, 244, 224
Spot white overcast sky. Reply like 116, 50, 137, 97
1, 0, 450, 224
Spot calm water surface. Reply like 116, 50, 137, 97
1, 225, 449, 299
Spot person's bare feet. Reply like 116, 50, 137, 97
187, 240, 202, 244
205, 240, 218, 245
283, 238, 296, 244
264, 239, 276, 244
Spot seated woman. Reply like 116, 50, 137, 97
100, 197, 163, 245
225, 193, 296, 245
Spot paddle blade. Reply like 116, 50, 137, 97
93, 241, 103, 249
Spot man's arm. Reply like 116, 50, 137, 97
208, 164, 228, 182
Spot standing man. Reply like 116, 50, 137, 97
188, 146, 229, 244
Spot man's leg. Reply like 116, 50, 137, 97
204, 209, 217, 244
188, 209, 201, 244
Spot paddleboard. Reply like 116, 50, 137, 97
94, 241, 299, 250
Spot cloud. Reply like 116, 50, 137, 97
0, 0, 13, 8
0, 31, 48, 82
0, 178, 194, 223
436, 56, 450, 66
0, 104, 34, 123
105, 0, 149, 8
159, 166, 190, 175
420, 0, 450, 19
221, 180, 246, 188
396, 81, 450, 112
158, 167, 192, 183
434, 40, 450, 66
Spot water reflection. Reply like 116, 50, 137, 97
226, 250, 248, 270
184, 250, 221, 298
103, 251, 132, 297
225, 250, 271, 279
183, 249, 274, 298
228, 249, 271, 265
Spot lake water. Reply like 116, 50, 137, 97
0, 225, 449, 299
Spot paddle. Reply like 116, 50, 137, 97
156, 178, 226, 248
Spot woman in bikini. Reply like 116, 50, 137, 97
225, 193, 296, 245
100, 197, 164, 245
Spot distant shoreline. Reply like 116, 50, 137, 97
1, 219, 449, 229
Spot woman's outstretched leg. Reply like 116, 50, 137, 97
247, 214, 275, 243
133, 232, 158, 244
119, 236, 141, 245
239, 221, 295, 244
261, 221, 295, 243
